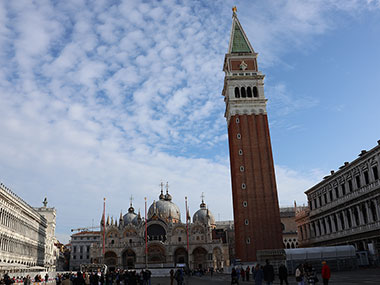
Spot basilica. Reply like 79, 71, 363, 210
90, 185, 230, 271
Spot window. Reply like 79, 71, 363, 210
236, 117, 240, 123
80, 246, 83, 253
237, 133, 241, 139
313, 199, 317, 209
348, 180, 353, 192
246, 238, 251, 244
247, 87, 252, 97
129, 239, 132, 244
238, 149, 243, 155
73, 246, 77, 253
335, 187, 339, 199
362, 204, 368, 224
240, 166, 245, 172
243, 201, 248, 207
329, 191, 333, 202
73, 256, 76, 260
318, 196, 322, 207
355, 175, 361, 188
253, 86, 258, 98
80, 256, 83, 260
86, 246, 90, 252
373, 166, 379, 180
241, 183, 246, 189
341, 184, 346, 196
244, 219, 249, 225
178, 237, 181, 242
364, 171, 369, 184
241, 87, 246, 98
323, 193, 327, 204
234, 87, 240, 98
86, 255, 89, 260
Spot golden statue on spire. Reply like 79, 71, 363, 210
232, 6, 237, 13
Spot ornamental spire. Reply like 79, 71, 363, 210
228, 7, 255, 54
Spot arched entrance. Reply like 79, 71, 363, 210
104, 251, 117, 272
122, 249, 136, 269
192, 247, 208, 270
213, 247, 223, 270
174, 247, 188, 265
148, 244, 166, 264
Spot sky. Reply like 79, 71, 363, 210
1, 0, 380, 243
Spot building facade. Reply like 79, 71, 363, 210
296, 141, 380, 258
89, 187, 230, 271
0, 182, 57, 272
70, 231, 101, 271
222, 9, 283, 261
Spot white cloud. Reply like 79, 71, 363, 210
0, 0, 378, 239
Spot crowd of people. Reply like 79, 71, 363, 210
0, 273, 50, 285
231, 260, 331, 285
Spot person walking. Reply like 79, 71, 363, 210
321, 261, 331, 285
263, 260, 275, 285
231, 267, 239, 284
253, 264, 264, 285
278, 264, 288, 285
295, 264, 304, 285
245, 266, 250, 282
241, 267, 245, 282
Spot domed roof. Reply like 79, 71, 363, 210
123, 204, 137, 226
193, 198, 215, 226
148, 187, 181, 223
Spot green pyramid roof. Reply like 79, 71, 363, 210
231, 22, 251, 53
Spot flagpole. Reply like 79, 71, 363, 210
102, 198, 106, 255
185, 196, 189, 254
145, 197, 148, 269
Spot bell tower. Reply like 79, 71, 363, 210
222, 8, 283, 262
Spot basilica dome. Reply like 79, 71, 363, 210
123, 205, 138, 226
193, 199, 215, 227
148, 189, 181, 223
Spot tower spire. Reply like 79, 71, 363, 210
228, 8, 255, 54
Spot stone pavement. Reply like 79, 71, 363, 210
150, 267, 380, 284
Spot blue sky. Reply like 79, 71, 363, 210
0, 0, 379, 243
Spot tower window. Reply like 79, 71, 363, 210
247, 87, 252, 97
253, 86, 258, 98
238, 149, 243, 155
236, 117, 240, 123
237, 133, 241, 139
234, 87, 240, 98
241, 183, 246, 189
335, 187, 339, 199
241, 87, 246, 98
244, 219, 249, 225
243, 201, 248, 207
246, 238, 251, 244
240, 166, 245, 172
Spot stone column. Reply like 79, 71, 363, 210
349, 208, 356, 227
357, 205, 364, 225
365, 201, 374, 223
329, 215, 336, 232
343, 210, 349, 229
336, 213, 342, 231
324, 217, 331, 234
375, 198, 380, 221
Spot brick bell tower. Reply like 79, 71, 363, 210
222, 8, 283, 262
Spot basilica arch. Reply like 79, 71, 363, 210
192, 246, 208, 270
174, 247, 188, 265
148, 244, 166, 264
212, 247, 223, 269
104, 251, 117, 271
122, 248, 136, 269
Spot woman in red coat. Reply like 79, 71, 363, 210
321, 261, 331, 285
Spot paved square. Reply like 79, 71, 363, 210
150, 268, 380, 284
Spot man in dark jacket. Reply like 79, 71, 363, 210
263, 260, 275, 285
278, 264, 288, 285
